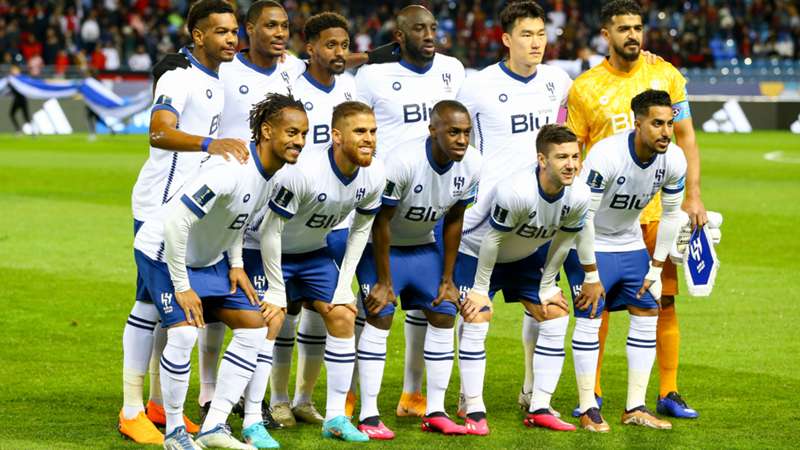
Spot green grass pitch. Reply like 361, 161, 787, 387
0, 132, 798, 449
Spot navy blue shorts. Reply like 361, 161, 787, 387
453, 244, 551, 304
326, 229, 349, 266
134, 250, 259, 328
243, 246, 340, 304
563, 249, 607, 318
356, 243, 457, 318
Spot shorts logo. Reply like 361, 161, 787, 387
360, 283, 371, 297
304, 101, 314, 111
317, 193, 327, 202
206, 89, 213, 99
252, 275, 266, 293
345, 92, 353, 100
392, 81, 402, 91
243, 193, 251, 203
161, 292, 173, 314
273, 186, 294, 208
192, 185, 216, 207
413, 184, 423, 193
239, 85, 249, 94
155, 95, 172, 106
586, 170, 604, 189
492, 205, 509, 223
498, 93, 508, 103
383, 181, 396, 197
355, 187, 366, 202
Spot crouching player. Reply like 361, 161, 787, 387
455, 124, 596, 434
132, 93, 308, 450
257, 101, 385, 443
352, 100, 481, 438
572, 90, 687, 430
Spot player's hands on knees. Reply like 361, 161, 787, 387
682, 195, 709, 229
432, 277, 461, 311
637, 263, 663, 309
260, 301, 285, 324
207, 138, 249, 164
175, 288, 205, 328
229, 268, 259, 306
540, 287, 570, 319
461, 290, 492, 322
365, 282, 396, 315
575, 280, 605, 319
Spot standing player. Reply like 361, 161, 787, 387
133, 92, 308, 450
255, 101, 385, 442
455, 124, 594, 434
353, 100, 480, 439
260, 12, 358, 427
567, 0, 706, 418
576, 90, 686, 430
355, 4, 466, 417
454, 1, 578, 414
119, 1, 247, 444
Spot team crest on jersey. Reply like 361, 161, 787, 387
239, 85, 249, 94
192, 185, 216, 207
383, 181, 396, 197
273, 186, 294, 208
345, 92, 353, 100
355, 187, 366, 202
546, 82, 556, 101
281, 71, 291, 85
492, 205, 509, 223
561, 205, 571, 218
452, 176, 465, 197
161, 293, 173, 314
442, 73, 453, 93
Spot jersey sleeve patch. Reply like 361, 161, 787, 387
181, 194, 206, 218
586, 169, 605, 192
489, 204, 513, 232
191, 184, 216, 207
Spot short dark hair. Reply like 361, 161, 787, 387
431, 100, 469, 121
249, 93, 305, 143
187, 0, 235, 34
304, 12, 349, 42
600, 0, 643, 27
246, 0, 284, 25
332, 101, 374, 130
631, 89, 672, 118
536, 124, 577, 155
499, 0, 546, 33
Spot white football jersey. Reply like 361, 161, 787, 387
457, 62, 572, 206
581, 131, 687, 252
131, 47, 224, 222
293, 71, 357, 155
268, 148, 385, 254
355, 54, 465, 158
381, 135, 481, 246
218, 51, 306, 141
460, 165, 590, 263
134, 143, 276, 267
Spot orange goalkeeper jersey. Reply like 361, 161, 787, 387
566, 55, 690, 223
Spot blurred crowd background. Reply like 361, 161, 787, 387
1, 0, 799, 77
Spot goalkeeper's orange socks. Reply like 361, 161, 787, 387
657, 303, 680, 397
593, 310, 610, 397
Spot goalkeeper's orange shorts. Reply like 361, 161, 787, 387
642, 221, 679, 296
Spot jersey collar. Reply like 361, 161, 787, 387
426, 137, 454, 175
180, 47, 218, 79
601, 55, 643, 78
535, 166, 565, 203
328, 146, 358, 185
499, 60, 537, 84
250, 141, 273, 181
399, 57, 434, 74
302, 70, 335, 93
236, 50, 278, 76
628, 131, 658, 169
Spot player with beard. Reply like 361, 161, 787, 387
354, 4, 466, 419
257, 101, 385, 442
566, 0, 706, 421
119, 1, 247, 444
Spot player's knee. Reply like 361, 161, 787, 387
323, 306, 356, 336
425, 311, 455, 329
367, 314, 393, 330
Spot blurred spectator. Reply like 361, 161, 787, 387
102, 41, 121, 71
127, 44, 152, 72
80, 10, 101, 54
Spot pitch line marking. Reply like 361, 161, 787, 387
763, 151, 800, 164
